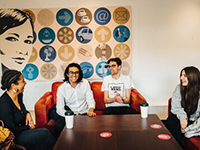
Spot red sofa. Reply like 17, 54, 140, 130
168, 98, 200, 150
35, 81, 147, 134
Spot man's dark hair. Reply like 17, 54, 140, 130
63, 63, 83, 83
107, 57, 122, 66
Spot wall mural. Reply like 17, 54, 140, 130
0, 6, 132, 81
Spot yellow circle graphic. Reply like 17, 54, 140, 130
121, 61, 130, 75
22, 9, 36, 23
113, 7, 130, 24
57, 27, 74, 44
75, 8, 92, 25
59, 62, 70, 78
95, 26, 111, 43
28, 47, 38, 63
113, 44, 130, 60
58, 45, 75, 62
37, 9, 54, 26
40, 63, 57, 80
76, 45, 93, 61
95, 43, 112, 61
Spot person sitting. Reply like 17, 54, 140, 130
54, 63, 96, 137
101, 57, 139, 115
0, 69, 55, 150
166, 66, 200, 147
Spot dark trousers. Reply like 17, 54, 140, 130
165, 114, 194, 147
102, 106, 139, 115
165, 114, 183, 146
14, 128, 56, 150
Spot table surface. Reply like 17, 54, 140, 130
53, 114, 182, 150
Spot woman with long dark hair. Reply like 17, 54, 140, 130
166, 66, 200, 146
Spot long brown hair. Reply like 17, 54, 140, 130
180, 66, 200, 116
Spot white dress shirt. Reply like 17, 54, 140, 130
56, 79, 95, 117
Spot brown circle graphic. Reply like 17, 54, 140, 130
57, 27, 74, 44
113, 7, 130, 24
121, 61, 130, 75
28, 47, 38, 63
75, 8, 92, 25
76, 45, 93, 61
95, 26, 111, 43
58, 45, 75, 62
95, 43, 112, 61
22, 9, 36, 23
59, 62, 70, 78
37, 9, 54, 26
113, 44, 130, 60
40, 63, 57, 80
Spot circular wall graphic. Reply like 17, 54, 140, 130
94, 7, 111, 25
57, 27, 74, 44
37, 9, 54, 26
38, 27, 55, 45
56, 8, 73, 26
113, 7, 130, 24
75, 8, 92, 25
39, 46, 56, 62
113, 25, 130, 43
58, 45, 75, 62
80, 62, 94, 79
40, 63, 57, 80
95, 61, 110, 78
22, 63, 39, 80
76, 26, 93, 44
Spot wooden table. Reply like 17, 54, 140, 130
53, 114, 182, 150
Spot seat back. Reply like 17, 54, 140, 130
52, 81, 64, 105
168, 98, 172, 116
90, 82, 106, 110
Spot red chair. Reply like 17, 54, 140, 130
168, 98, 200, 150
35, 81, 147, 135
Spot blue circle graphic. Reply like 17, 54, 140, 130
56, 8, 73, 26
80, 62, 94, 79
38, 27, 55, 45
22, 63, 39, 80
94, 7, 111, 25
33, 30, 37, 44
76, 26, 93, 44
95, 61, 110, 78
39, 46, 56, 62
113, 25, 130, 43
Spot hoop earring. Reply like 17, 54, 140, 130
13, 88, 18, 93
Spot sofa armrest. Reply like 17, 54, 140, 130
35, 92, 53, 128
130, 89, 147, 113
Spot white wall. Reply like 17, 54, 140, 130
1, 0, 200, 110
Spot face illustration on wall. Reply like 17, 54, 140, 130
0, 9, 34, 73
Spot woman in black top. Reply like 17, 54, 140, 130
0, 70, 56, 150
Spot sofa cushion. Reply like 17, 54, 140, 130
90, 82, 106, 110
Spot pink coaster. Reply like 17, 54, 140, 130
150, 124, 162, 129
158, 134, 171, 140
100, 132, 112, 138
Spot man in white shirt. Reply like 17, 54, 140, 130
101, 57, 138, 115
55, 63, 96, 136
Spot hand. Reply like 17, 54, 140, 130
115, 93, 124, 103
180, 118, 188, 131
26, 113, 34, 125
87, 108, 96, 117
181, 128, 186, 133
29, 123, 35, 129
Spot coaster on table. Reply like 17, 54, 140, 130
100, 132, 112, 138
